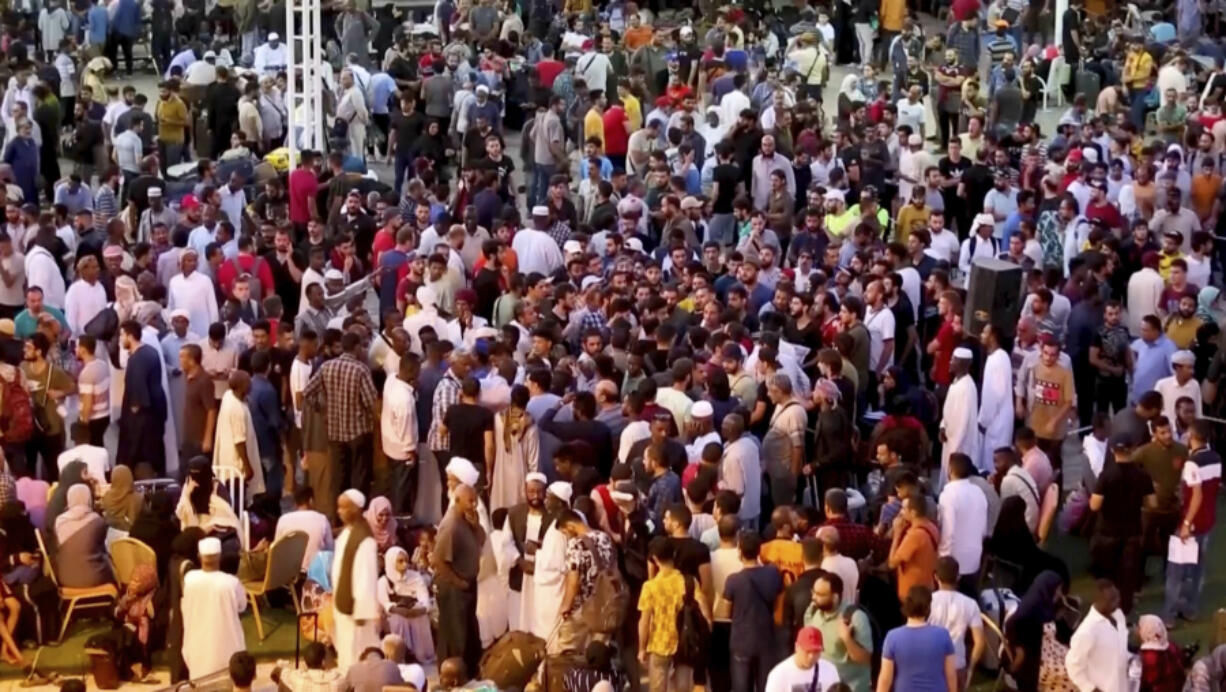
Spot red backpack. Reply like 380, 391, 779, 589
0, 369, 34, 444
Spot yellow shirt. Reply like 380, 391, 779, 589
638, 567, 686, 656
1159, 250, 1184, 281
1166, 315, 1203, 349
1123, 51, 1154, 90
623, 93, 642, 132
584, 108, 605, 148
895, 204, 932, 243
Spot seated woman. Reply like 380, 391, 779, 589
1003, 571, 1073, 691
988, 496, 1070, 593
53, 484, 114, 588
99, 466, 143, 531
44, 460, 91, 533
1186, 644, 1226, 691
1137, 615, 1185, 692
377, 546, 434, 664
175, 458, 240, 535
129, 491, 179, 581
365, 496, 399, 554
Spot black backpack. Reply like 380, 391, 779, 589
673, 576, 710, 667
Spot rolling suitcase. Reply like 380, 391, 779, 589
1074, 66, 1101, 107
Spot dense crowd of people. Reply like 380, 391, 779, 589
2, 0, 1226, 689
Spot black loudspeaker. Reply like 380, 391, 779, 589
963, 257, 1025, 342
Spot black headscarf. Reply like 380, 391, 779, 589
185, 456, 214, 516
129, 490, 180, 580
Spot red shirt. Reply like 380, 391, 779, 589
371, 228, 396, 268
215, 252, 276, 299
602, 106, 629, 155
536, 59, 564, 88
930, 319, 956, 385
1182, 448, 1221, 535
288, 168, 318, 224
1086, 201, 1124, 232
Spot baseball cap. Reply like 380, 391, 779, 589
796, 627, 824, 653
179, 194, 200, 210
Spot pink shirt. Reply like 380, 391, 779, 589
1022, 447, 1054, 496
16, 477, 49, 529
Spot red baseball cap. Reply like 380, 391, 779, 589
796, 627, 824, 653
180, 194, 200, 211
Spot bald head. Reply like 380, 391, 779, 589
439, 657, 468, 688
595, 379, 618, 403
771, 506, 795, 536
229, 369, 251, 396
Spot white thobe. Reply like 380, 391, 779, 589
215, 389, 266, 497
181, 569, 247, 679
531, 521, 567, 640
403, 308, 450, 356
511, 229, 564, 277
513, 511, 543, 633
63, 279, 107, 337
24, 246, 65, 310
1126, 268, 1164, 336
977, 349, 1014, 472
940, 374, 980, 488
1066, 607, 1130, 692
168, 272, 220, 338
331, 530, 381, 672
473, 497, 507, 647
491, 527, 521, 631
253, 42, 287, 76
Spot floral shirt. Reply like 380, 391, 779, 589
563, 531, 616, 615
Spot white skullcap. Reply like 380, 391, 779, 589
531, 205, 550, 217
446, 457, 480, 487
625, 237, 644, 252
563, 239, 583, 253
416, 285, 437, 308
525, 472, 548, 486
581, 275, 602, 291
691, 400, 714, 418
548, 481, 573, 503
1172, 350, 1196, 366
824, 188, 845, 202
147, 187, 162, 197
970, 213, 995, 233
1081, 147, 1098, 163
953, 347, 973, 360
268, 32, 280, 40
198, 537, 222, 556
341, 488, 367, 508
324, 268, 345, 281
169, 308, 189, 320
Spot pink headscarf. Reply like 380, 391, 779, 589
363, 496, 398, 551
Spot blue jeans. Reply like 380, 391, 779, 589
1163, 532, 1210, 622
708, 213, 736, 247
530, 163, 556, 208
261, 454, 283, 500
394, 152, 413, 198
1129, 86, 1153, 132
730, 651, 770, 692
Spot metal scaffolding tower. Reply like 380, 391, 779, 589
285, 0, 326, 161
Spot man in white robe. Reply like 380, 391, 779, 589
508, 473, 548, 633
940, 348, 980, 488
512, 207, 564, 277
167, 249, 220, 337
532, 481, 571, 641
24, 240, 64, 310
63, 256, 107, 337
978, 325, 1015, 474
332, 489, 381, 672
403, 285, 450, 356
181, 537, 247, 679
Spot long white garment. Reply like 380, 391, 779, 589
1065, 607, 1130, 692
531, 521, 567, 640
937, 479, 988, 576
940, 374, 980, 488
63, 279, 107, 337
168, 271, 220, 338
214, 389, 266, 497
24, 246, 65, 310
1126, 267, 1164, 336
511, 229, 564, 277
331, 529, 381, 672
491, 527, 521, 632
465, 492, 506, 648
977, 348, 1014, 472
181, 568, 247, 679
513, 511, 543, 634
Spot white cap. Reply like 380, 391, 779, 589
907, 133, 923, 146
169, 308, 189, 320
531, 205, 550, 217
525, 472, 547, 486
1081, 147, 1098, 163
625, 237, 644, 252
581, 275, 602, 291
203, 50, 217, 59
341, 488, 366, 508
824, 189, 845, 202
416, 285, 437, 308
147, 187, 162, 197
1172, 350, 1196, 366
268, 32, 280, 40
446, 457, 480, 487
970, 213, 995, 233
476, 84, 490, 94
563, 239, 583, 254
548, 481, 573, 503
680, 26, 694, 37
691, 400, 714, 418
198, 537, 222, 556
953, 347, 973, 360
324, 268, 344, 281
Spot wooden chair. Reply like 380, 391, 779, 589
980, 610, 1015, 691
109, 537, 157, 587
243, 530, 309, 641
35, 529, 118, 642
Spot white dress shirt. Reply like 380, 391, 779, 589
63, 278, 107, 337
1066, 606, 1130, 692
511, 228, 564, 277
24, 245, 65, 310
381, 376, 418, 461
938, 477, 989, 576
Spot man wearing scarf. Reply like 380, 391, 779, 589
332, 489, 381, 671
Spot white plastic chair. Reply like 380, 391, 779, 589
1042, 56, 1069, 111
213, 465, 251, 551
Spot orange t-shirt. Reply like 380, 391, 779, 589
624, 26, 654, 51
760, 539, 805, 624
894, 520, 939, 600
1190, 173, 1221, 221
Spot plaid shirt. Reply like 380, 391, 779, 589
302, 353, 377, 443
427, 371, 462, 452
818, 517, 888, 563
0, 469, 13, 508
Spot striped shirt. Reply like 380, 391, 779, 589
93, 184, 117, 233
427, 371, 461, 451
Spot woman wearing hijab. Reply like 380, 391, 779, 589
988, 495, 1070, 593
129, 490, 179, 580
489, 384, 539, 513
53, 484, 114, 588
115, 563, 158, 680
174, 456, 241, 535
99, 465, 143, 531
44, 460, 89, 532
1138, 614, 1185, 691
1004, 571, 1072, 691
377, 546, 434, 663
365, 496, 399, 553
413, 120, 449, 180
1186, 644, 1226, 692
837, 74, 866, 126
